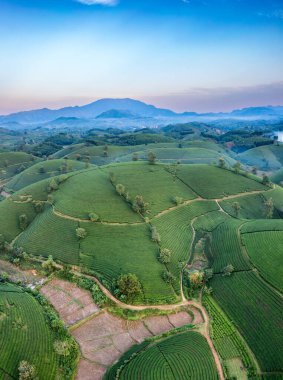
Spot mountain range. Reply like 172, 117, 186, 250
0, 98, 283, 127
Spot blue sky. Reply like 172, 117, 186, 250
0, 0, 283, 113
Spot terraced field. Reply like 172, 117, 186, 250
210, 219, 251, 272
0, 152, 39, 180
6, 159, 88, 191
238, 144, 283, 171
176, 165, 267, 198
152, 201, 218, 280
16, 208, 80, 264
103, 162, 197, 216
0, 283, 58, 379
53, 168, 140, 222
241, 230, 283, 292
211, 271, 283, 373
111, 331, 219, 380
220, 193, 276, 219
80, 222, 176, 303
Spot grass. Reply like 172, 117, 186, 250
113, 331, 218, 380
80, 222, 177, 303
6, 159, 88, 191
241, 230, 283, 292
210, 271, 283, 373
0, 283, 58, 379
176, 165, 267, 198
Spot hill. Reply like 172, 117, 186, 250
237, 144, 283, 170
5, 158, 90, 192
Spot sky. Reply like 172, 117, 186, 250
0, 0, 283, 114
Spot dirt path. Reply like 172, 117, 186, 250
52, 207, 143, 226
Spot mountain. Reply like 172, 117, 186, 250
0, 98, 176, 124
230, 106, 283, 117
1, 100, 283, 126
95, 109, 139, 119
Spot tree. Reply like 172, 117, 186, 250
47, 178, 58, 192
151, 226, 161, 243
103, 145, 109, 157
76, 227, 87, 239
148, 151, 156, 165
189, 271, 204, 289
204, 268, 213, 281
116, 183, 125, 196
19, 214, 28, 231
223, 264, 234, 276
172, 196, 183, 206
158, 248, 171, 263
218, 157, 226, 168
233, 161, 241, 174
38, 166, 46, 174
18, 361, 37, 380
117, 273, 142, 302
232, 202, 241, 217
54, 340, 72, 357
42, 255, 57, 274
132, 195, 149, 215
252, 167, 258, 175
262, 174, 270, 185
264, 197, 274, 218
132, 153, 139, 161
162, 270, 176, 284
89, 212, 99, 222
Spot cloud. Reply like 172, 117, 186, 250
257, 9, 283, 20
75, 0, 118, 6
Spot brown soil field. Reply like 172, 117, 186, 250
41, 278, 99, 326
72, 308, 199, 380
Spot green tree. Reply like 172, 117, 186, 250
233, 161, 241, 174
18, 361, 37, 380
148, 151, 156, 165
132, 153, 139, 161
116, 183, 125, 196
132, 195, 149, 215
264, 197, 274, 218
218, 157, 226, 168
172, 196, 183, 205
151, 226, 161, 243
252, 167, 258, 175
262, 173, 270, 185
76, 227, 87, 239
41, 255, 57, 274
53, 340, 72, 357
117, 273, 142, 302
162, 270, 176, 284
223, 264, 234, 276
89, 213, 99, 222
232, 201, 241, 217
19, 214, 28, 231
158, 248, 171, 263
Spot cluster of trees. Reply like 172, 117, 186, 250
116, 273, 142, 303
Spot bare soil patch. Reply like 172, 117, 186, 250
73, 308, 198, 380
41, 278, 99, 326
